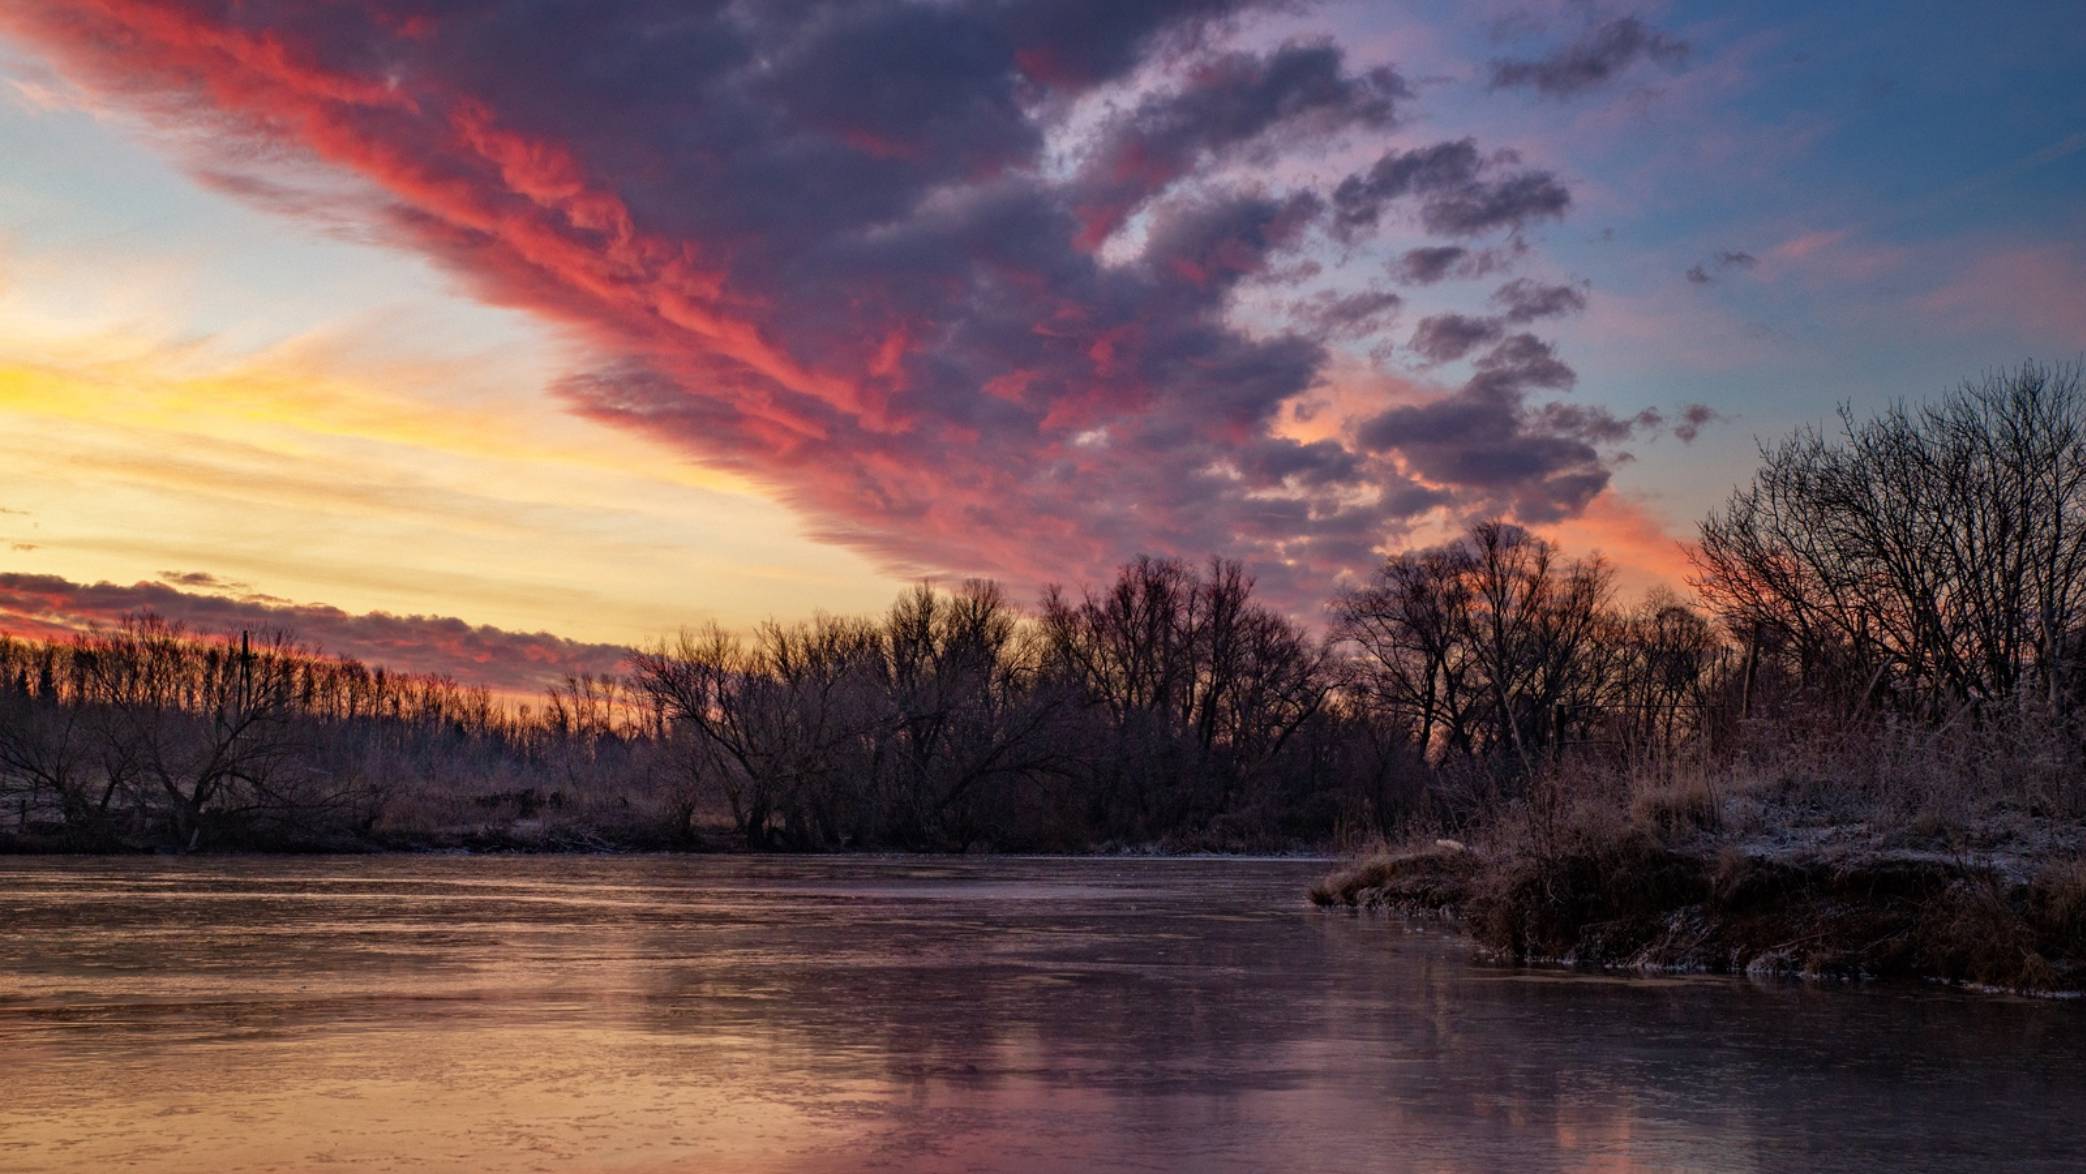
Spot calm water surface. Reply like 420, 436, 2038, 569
0, 855, 2080, 1172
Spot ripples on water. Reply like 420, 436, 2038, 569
0, 856, 2079, 1172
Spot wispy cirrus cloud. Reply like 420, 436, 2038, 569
1919, 241, 2086, 348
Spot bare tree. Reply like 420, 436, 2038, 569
70, 619, 311, 849
1694, 362, 2086, 720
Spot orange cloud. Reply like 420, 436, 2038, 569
1533, 491, 1695, 602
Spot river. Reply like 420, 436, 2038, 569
0, 855, 2078, 1171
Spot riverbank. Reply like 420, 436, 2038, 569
0, 809, 1332, 857
1311, 804, 2086, 996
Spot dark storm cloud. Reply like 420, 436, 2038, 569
1489, 16, 1690, 98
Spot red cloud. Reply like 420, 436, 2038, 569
1, 1, 1647, 613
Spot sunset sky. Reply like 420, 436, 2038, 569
1, 0, 2081, 693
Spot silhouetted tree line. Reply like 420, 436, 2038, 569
1694, 362, 2086, 725
0, 618, 668, 851
629, 565, 1350, 850
1335, 520, 1739, 824
4, 362, 2079, 851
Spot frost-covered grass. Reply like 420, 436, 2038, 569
1313, 728, 2086, 995
1308, 840, 1476, 909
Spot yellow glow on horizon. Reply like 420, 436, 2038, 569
0, 280, 907, 643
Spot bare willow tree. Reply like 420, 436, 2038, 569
1039, 556, 1333, 839
0, 637, 131, 840
1337, 522, 1619, 776
1332, 546, 1479, 763
874, 580, 1067, 845
630, 622, 831, 849
1693, 361, 2086, 719
73, 618, 313, 849
1461, 521, 1613, 772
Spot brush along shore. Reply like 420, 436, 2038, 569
1313, 795, 2086, 997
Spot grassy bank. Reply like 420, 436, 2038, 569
1311, 751, 2086, 996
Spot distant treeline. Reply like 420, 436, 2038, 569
4, 362, 2083, 852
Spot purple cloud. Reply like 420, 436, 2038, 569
1290, 287, 1403, 342
1333, 139, 1571, 240
1409, 313, 1507, 364
1391, 244, 1519, 285
1357, 333, 1658, 522
1687, 248, 1759, 285
1071, 40, 1407, 247
1490, 277, 1589, 323
0, 0, 1655, 612
1673, 403, 1726, 443
1490, 16, 1691, 99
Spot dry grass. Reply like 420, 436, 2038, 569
1309, 841, 1478, 910
1627, 774, 1723, 840
2026, 859, 2086, 967
1318, 726, 2086, 994
1466, 813, 1708, 964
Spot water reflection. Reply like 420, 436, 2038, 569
1, 856, 2079, 1171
